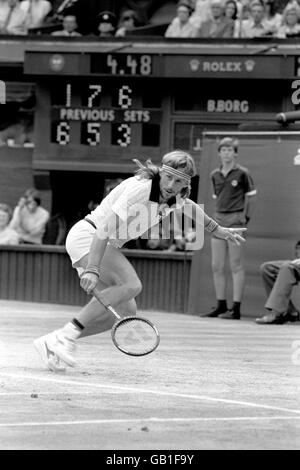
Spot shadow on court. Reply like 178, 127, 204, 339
0, 300, 299, 450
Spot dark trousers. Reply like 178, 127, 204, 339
260, 260, 300, 314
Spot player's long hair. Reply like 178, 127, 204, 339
133, 150, 197, 199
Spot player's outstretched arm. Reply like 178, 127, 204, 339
213, 226, 246, 246
184, 198, 246, 246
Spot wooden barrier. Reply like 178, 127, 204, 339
0, 245, 192, 313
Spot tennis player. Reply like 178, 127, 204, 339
34, 150, 246, 372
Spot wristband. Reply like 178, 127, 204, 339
82, 265, 100, 278
205, 218, 219, 233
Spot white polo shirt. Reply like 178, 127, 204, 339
87, 175, 186, 248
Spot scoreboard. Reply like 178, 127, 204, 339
90, 53, 154, 76
50, 80, 161, 148
23, 45, 298, 173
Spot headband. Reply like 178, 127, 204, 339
161, 164, 191, 184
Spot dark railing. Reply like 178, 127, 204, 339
0, 245, 192, 313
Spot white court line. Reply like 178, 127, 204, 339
1, 371, 300, 416
1, 416, 300, 428
0, 390, 135, 396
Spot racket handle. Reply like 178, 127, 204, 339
93, 290, 121, 320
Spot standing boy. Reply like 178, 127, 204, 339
205, 137, 257, 319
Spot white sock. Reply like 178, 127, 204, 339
58, 322, 81, 341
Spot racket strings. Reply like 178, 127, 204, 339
112, 317, 159, 356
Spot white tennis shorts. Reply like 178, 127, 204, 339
65, 219, 121, 276
65, 220, 95, 274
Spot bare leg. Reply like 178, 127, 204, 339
79, 296, 137, 338
211, 237, 228, 300
74, 244, 141, 337
228, 242, 245, 302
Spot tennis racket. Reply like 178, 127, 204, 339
93, 290, 160, 356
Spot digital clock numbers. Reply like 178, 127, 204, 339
51, 82, 161, 148
91, 54, 153, 76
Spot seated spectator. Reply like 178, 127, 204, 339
263, 0, 282, 30
239, 0, 275, 37
233, 0, 252, 36
0, 203, 19, 244
225, 0, 239, 20
197, 0, 235, 37
51, 14, 81, 35
0, 0, 27, 35
96, 10, 117, 37
255, 240, 300, 324
224, 0, 240, 35
277, 4, 300, 37
9, 190, 49, 244
115, 8, 139, 36
20, 0, 52, 30
190, 0, 213, 28
14, 187, 37, 209
164, 0, 198, 37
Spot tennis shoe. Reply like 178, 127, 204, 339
33, 334, 66, 372
51, 330, 77, 367
202, 306, 228, 317
255, 312, 286, 324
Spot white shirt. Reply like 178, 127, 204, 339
165, 17, 198, 38
0, 226, 19, 244
266, 12, 282, 31
20, 0, 52, 29
87, 176, 187, 248
277, 23, 300, 37
0, 2, 27, 34
240, 17, 274, 37
9, 205, 50, 244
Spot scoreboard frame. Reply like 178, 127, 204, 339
24, 45, 299, 172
